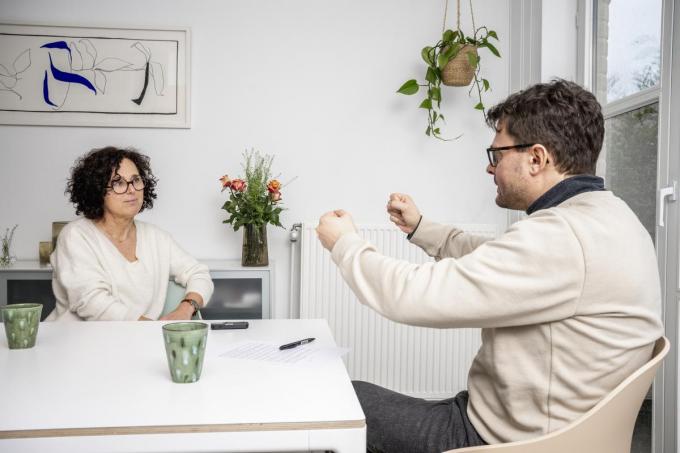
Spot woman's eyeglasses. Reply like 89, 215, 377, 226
486, 144, 535, 167
107, 176, 145, 194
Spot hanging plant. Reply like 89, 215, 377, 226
397, 0, 501, 140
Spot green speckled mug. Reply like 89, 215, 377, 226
1, 303, 42, 349
162, 322, 208, 383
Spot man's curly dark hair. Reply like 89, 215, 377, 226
486, 79, 604, 175
66, 146, 158, 220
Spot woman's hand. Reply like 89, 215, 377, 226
159, 302, 194, 321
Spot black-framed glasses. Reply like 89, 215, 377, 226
107, 175, 145, 194
486, 144, 535, 167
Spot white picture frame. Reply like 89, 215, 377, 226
0, 23, 190, 128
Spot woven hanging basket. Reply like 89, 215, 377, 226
441, 45, 478, 87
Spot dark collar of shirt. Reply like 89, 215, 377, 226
526, 174, 605, 215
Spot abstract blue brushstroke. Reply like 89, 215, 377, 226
43, 70, 57, 107
48, 54, 96, 94
41, 41, 72, 60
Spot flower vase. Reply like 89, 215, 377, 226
0, 226, 17, 268
242, 224, 268, 266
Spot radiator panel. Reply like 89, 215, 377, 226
300, 223, 497, 399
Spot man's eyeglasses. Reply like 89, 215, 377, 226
107, 176, 145, 194
486, 144, 535, 167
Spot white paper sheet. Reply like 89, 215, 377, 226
219, 341, 348, 365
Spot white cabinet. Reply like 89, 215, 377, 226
0, 260, 271, 320
200, 260, 272, 320
0, 261, 53, 320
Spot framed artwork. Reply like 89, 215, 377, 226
0, 23, 190, 128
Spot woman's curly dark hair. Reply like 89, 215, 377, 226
66, 146, 158, 220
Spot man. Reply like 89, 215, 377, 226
316, 79, 664, 453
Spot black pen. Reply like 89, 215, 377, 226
279, 337, 315, 350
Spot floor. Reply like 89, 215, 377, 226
632, 399, 653, 453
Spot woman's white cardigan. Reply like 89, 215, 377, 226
47, 218, 214, 321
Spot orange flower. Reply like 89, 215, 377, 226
270, 191, 282, 202
267, 179, 281, 193
219, 175, 231, 191
230, 178, 246, 192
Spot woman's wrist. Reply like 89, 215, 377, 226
180, 298, 200, 315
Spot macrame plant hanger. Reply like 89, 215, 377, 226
441, 0, 478, 87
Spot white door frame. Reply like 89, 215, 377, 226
654, 0, 679, 451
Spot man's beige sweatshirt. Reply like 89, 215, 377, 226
330, 191, 664, 443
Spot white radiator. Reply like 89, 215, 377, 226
299, 223, 498, 399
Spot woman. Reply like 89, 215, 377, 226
47, 146, 213, 321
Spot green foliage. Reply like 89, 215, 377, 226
397, 27, 501, 140
221, 150, 285, 231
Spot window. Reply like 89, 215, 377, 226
600, 0, 662, 102
604, 103, 658, 240
595, 0, 662, 245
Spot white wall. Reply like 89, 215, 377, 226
0, 0, 510, 318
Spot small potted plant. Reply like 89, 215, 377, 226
397, 26, 500, 140
219, 150, 286, 266
0, 225, 18, 267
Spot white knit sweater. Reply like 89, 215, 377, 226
47, 218, 214, 321
330, 191, 663, 443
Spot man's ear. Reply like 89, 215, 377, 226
528, 144, 551, 175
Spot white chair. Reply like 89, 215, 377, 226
161, 280, 187, 317
162, 281, 201, 319
449, 336, 670, 453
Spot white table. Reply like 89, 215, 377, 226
0, 319, 366, 452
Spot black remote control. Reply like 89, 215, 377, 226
210, 321, 249, 330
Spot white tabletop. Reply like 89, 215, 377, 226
0, 319, 364, 439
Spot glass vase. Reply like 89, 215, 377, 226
0, 226, 17, 268
242, 224, 268, 266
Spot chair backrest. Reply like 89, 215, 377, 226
451, 336, 670, 453
162, 280, 188, 317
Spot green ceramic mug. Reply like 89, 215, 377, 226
0, 303, 42, 349
162, 322, 209, 383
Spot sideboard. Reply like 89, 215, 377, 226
0, 260, 272, 320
